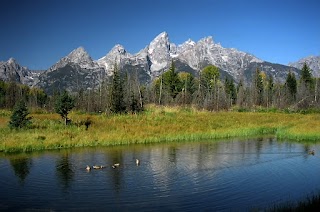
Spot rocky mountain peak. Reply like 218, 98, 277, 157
289, 55, 320, 77
8, 57, 17, 64
48, 46, 96, 72
198, 36, 214, 45
147, 32, 171, 72
67, 46, 92, 64
97, 44, 132, 73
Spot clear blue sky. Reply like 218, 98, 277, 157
0, 0, 319, 70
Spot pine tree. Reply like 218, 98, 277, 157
266, 75, 274, 108
224, 77, 236, 105
285, 71, 297, 100
300, 62, 313, 87
8, 100, 32, 129
54, 90, 75, 125
253, 68, 264, 105
162, 61, 181, 99
110, 63, 126, 114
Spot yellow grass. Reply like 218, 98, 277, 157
0, 105, 320, 153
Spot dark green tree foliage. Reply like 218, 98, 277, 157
54, 90, 75, 125
253, 68, 264, 105
266, 75, 274, 107
300, 62, 313, 87
36, 89, 48, 108
162, 61, 181, 98
224, 77, 236, 104
286, 71, 297, 99
0, 80, 6, 108
9, 100, 32, 129
110, 64, 126, 114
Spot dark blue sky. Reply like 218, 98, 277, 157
0, 0, 319, 70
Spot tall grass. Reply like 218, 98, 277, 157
268, 193, 320, 211
1, 105, 320, 153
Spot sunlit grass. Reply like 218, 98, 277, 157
1, 105, 320, 153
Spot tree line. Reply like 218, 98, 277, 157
1, 62, 319, 117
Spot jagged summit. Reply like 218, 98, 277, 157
1, 31, 307, 93
0, 57, 35, 86
289, 55, 320, 77
8, 57, 17, 64
97, 44, 132, 73
48, 46, 97, 72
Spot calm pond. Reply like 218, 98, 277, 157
0, 138, 320, 211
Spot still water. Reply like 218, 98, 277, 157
0, 138, 320, 211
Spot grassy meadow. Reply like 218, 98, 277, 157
1, 105, 320, 153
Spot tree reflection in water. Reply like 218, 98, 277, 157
9, 156, 32, 185
56, 153, 74, 191
105, 149, 124, 192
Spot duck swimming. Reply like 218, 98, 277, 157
308, 150, 315, 155
86, 165, 91, 171
112, 163, 120, 169
136, 159, 140, 166
93, 165, 105, 169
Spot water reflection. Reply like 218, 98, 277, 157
56, 153, 74, 191
105, 149, 125, 192
9, 156, 32, 185
0, 138, 319, 211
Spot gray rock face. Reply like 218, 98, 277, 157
289, 56, 320, 77
97, 44, 132, 76
0, 32, 311, 93
0, 58, 38, 86
36, 47, 105, 94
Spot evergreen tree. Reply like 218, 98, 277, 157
253, 68, 264, 105
266, 74, 274, 107
0, 80, 6, 108
54, 90, 75, 125
8, 100, 32, 129
162, 61, 181, 99
285, 71, 297, 100
224, 77, 236, 105
110, 63, 126, 114
300, 62, 313, 87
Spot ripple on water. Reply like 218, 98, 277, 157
0, 139, 320, 211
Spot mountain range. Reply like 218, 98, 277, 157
1, 32, 319, 94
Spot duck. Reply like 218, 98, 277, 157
93, 165, 105, 169
86, 165, 91, 171
136, 159, 140, 166
308, 150, 315, 155
112, 163, 120, 169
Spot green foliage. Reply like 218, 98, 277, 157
178, 72, 195, 94
201, 65, 220, 90
285, 71, 297, 98
8, 100, 32, 129
253, 68, 264, 105
300, 62, 313, 86
0, 80, 6, 106
54, 90, 75, 124
224, 77, 236, 103
162, 61, 181, 98
110, 63, 126, 114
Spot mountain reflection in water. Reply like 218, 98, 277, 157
0, 137, 319, 211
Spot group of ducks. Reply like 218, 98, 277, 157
86, 159, 140, 171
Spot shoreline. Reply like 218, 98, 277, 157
1, 107, 320, 153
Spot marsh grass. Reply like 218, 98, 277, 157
1, 105, 320, 153
268, 193, 320, 211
